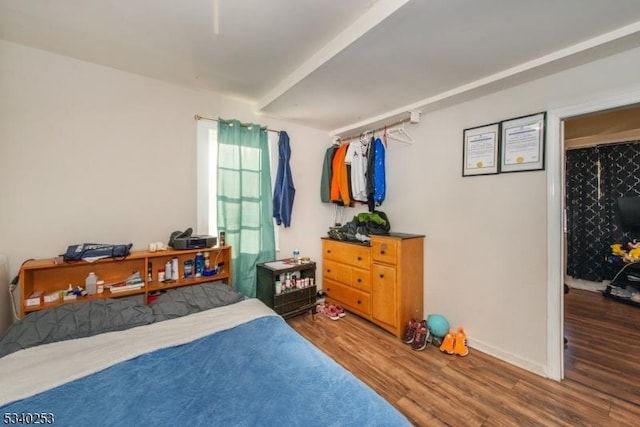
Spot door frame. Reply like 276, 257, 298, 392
546, 85, 640, 381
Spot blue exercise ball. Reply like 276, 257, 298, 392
427, 314, 450, 338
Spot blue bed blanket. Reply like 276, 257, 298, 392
1, 302, 409, 426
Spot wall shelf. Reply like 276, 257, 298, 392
19, 246, 232, 318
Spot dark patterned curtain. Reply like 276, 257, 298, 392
565, 142, 640, 281
565, 148, 602, 281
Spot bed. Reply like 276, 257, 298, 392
0, 283, 409, 426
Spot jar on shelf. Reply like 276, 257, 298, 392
85, 272, 98, 295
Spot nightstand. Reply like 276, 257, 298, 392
256, 260, 317, 319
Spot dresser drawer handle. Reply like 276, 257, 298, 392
357, 256, 362, 261
379, 274, 384, 278
326, 287, 330, 292
357, 278, 362, 283
326, 269, 331, 273
380, 250, 386, 255
357, 300, 361, 304
327, 250, 331, 253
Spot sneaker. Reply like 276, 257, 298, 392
319, 303, 340, 320
411, 324, 430, 351
329, 303, 346, 318
439, 331, 455, 354
453, 327, 469, 357
402, 319, 421, 344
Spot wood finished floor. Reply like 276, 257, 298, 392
564, 288, 640, 406
287, 290, 640, 426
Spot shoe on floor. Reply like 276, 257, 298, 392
329, 304, 346, 318
453, 327, 469, 357
316, 303, 340, 320
411, 324, 429, 351
402, 319, 421, 344
439, 331, 455, 354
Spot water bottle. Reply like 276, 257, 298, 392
293, 249, 300, 264
171, 257, 179, 281
165, 260, 172, 282
85, 272, 98, 295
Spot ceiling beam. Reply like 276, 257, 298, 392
330, 19, 640, 137
256, 0, 410, 112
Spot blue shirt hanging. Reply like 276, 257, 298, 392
273, 131, 295, 227
373, 137, 386, 206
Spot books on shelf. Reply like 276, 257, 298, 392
108, 271, 145, 294
109, 281, 144, 294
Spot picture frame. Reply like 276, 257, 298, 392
462, 122, 500, 177
500, 112, 546, 173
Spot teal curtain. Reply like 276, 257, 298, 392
217, 119, 276, 297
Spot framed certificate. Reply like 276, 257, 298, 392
462, 122, 500, 176
500, 112, 546, 173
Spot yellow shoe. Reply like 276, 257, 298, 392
454, 327, 469, 357
439, 331, 455, 354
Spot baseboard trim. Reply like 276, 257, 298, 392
469, 338, 548, 379
565, 277, 607, 293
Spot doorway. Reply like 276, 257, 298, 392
564, 105, 640, 288
561, 104, 640, 403
547, 88, 640, 382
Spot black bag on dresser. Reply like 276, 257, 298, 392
63, 243, 132, 262
327, 210, 391, 242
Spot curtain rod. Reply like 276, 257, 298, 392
194, 114, 280, 134
337, 118, 410, 142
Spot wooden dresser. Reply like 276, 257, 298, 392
321, 233, 424, 338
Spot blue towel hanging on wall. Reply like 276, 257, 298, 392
273, 131, 295, 227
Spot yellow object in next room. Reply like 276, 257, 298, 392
611, 243, 626, 256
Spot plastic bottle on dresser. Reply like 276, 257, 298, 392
165, 260, 172, 282
85, 272, 98, 295
171, 257, 179, 281
195, 252, 204, 277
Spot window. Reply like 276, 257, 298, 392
196, 119, 279, 247
196, 120, 218, 237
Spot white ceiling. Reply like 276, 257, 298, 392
2, 0, 640, 134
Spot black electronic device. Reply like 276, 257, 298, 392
614, 196, 640, 233
172, 235, 217, 250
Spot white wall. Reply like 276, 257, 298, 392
0, 39, 329, 291
365, 45, 640, 375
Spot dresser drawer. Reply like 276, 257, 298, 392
323, 239, 371, 268
350, 267, 371, 292
324, 279, 371, 316
323, 259, 351, 284
371, 237, 398, 265
324, 260, 371, 292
